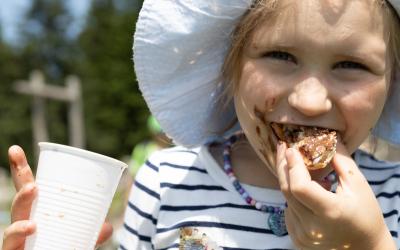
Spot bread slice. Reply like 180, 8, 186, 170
271, 123, 337, 170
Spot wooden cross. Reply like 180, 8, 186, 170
13, 70, 85, 158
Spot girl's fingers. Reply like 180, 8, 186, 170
2, 220, 36, 250
276, 141, 289, 195
276, 142, 309, 217
332, 142, 365, 188
285, 148, 336, 214
95, 222, 113, 248
11, 183, 37, 223
8, 146, 34, 191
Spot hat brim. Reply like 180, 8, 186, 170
134, 0, 250, 147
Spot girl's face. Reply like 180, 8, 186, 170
234, 0, 392, 176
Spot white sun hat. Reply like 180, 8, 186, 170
134, 0, 400, 148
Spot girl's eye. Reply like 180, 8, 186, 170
334, 61, 368, 71
263, 51, 297, 63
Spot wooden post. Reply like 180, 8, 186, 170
66, 76, 85, 148
17, 71, 49, 158
14, 70, 85, 159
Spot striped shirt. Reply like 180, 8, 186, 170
118, 146, 400, 249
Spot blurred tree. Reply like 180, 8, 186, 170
75, 0, 149, 158
0, 34, 32, 170
18, 0, 79, 146
20, 0, 77, 81
0, 0, 80, 171
0, 0, 148, 171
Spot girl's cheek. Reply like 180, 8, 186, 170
250, 105, 278, 172
255, 123, 277, 171
340, 91, 386, 138
236, 97, 277, 173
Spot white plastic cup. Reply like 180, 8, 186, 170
24, 142, 127, 250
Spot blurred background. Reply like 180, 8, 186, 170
0, 0, 154, 249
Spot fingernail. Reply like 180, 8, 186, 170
286, 148, 294, 158
10, 157, 17, 169
24, 221, 35, 230
277, 141, 285, 151
25, 183, 36, 193
9, 146, 20, 168
285, 148, 297, 166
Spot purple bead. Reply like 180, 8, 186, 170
223, 155, 230, 162
327, 173, 337, 183
222, 132, 285, 218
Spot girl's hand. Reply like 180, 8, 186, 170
2, 146, 113, 250
276, 142, 396, 250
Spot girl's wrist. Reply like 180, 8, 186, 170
372, 230, 396, 250
362, 227, 396, 250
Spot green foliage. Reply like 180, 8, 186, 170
0, 0, 148, 171
21, 0, 76, 81
74, 0, 149, 158
0, 41, 33, 169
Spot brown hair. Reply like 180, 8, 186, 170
381, 0, 400, 75
220, 0, 400, 105
216, 0, 282, 133
220, 0, 280, 107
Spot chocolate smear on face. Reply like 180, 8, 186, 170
256, 126, 261, 136
254, 106, 267, 125
253, 106, 276, 167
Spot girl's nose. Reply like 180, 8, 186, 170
288, 77, 332, 116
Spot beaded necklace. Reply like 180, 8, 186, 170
222, 132, 287, 237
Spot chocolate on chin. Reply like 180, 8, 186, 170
270, 123, 337, 170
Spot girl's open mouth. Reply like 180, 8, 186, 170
269, 122, 337, 170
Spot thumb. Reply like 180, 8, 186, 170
95, 222, 113, 248
332, 142, 365, 191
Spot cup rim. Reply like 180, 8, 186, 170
38, 142, 128, 170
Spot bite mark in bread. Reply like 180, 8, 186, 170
271, 123, 337, 170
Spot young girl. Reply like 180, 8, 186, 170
3, 0, 400, 249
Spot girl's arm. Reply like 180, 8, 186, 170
276, 142, 396, 250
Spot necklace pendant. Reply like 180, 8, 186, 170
268, 212, 287, 237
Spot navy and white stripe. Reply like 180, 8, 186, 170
119, 147, 400, 249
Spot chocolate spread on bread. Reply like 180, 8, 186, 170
271, 123, 337, 170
